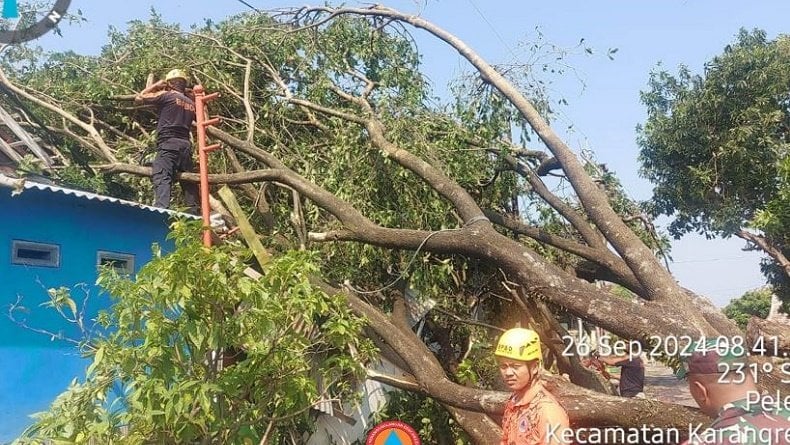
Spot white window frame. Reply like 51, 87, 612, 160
11, 240, 60, 268
97, 251, 135, 275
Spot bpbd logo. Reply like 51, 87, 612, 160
366, 420, 421, 445
2, 0, 19, 19
0, 0, 70, 44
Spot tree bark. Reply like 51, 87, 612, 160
746, 316, 790, 357
444, 406, 500, 445
485, 210, 644, 295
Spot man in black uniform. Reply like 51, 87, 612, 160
600, 353, 645, 398
135, 69, 199, 214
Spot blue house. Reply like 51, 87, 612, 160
0, 174, 188, 442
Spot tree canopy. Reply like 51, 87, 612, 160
722, 287, 773, 329
638, 29, 790, 299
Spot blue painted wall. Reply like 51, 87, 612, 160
0, 185, 175, 443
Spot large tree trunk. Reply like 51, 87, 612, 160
315, 281, 711, 433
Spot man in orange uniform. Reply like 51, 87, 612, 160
495, 328, 571, 445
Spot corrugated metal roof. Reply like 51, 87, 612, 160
0, 173, 198, 218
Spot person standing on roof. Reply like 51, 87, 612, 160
495, 328, 571, 445
135, 69, 199, 214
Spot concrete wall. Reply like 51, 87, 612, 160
0, 186, 174, 443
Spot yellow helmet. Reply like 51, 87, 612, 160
165, 69, 188, 82
494, 328, 542, 362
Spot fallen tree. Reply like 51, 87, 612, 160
2, 5, 787, 443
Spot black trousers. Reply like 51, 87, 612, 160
152, 138, 199, 214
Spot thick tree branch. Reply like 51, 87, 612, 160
494, 147, 606, 249
300, 5, 683, 303
95, 162, 377, 230
98, 135, 713, 340
536, 157, 563, 176
736, 229, 790, 278
484, 210, 643, 294
272, 77, 488, 223
309, 226, 703, 337
443, 406, 500, 445
365, 118, 486, 223
682, 288, 742, 337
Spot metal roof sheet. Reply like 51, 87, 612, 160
0, 173, 199, 218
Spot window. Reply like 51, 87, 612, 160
97, 251, 135, 275
12, 240, 60, 267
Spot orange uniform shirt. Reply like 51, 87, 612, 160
501, 381, 571, 445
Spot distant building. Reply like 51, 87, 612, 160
0, 174, 189, 442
